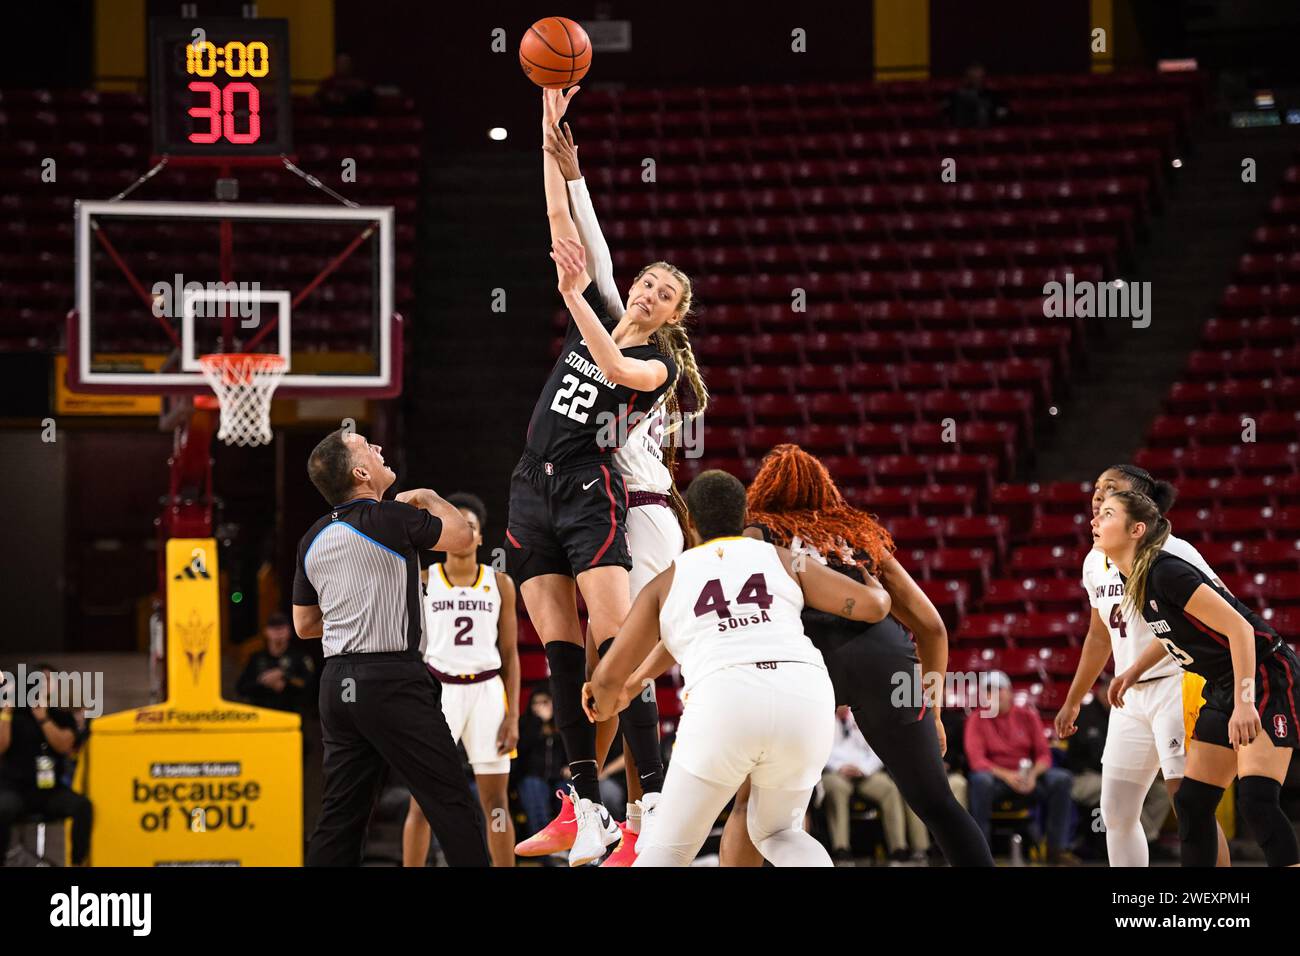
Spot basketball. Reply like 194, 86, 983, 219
519, 16, 591, 89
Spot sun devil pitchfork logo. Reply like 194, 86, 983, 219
177, 610, 213, 685
1274, 714, 1289, 739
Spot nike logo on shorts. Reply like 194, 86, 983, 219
582, 478, 600, 491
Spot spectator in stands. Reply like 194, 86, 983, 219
1066, 683, 1173, 858
822, 707, 929, 864
236, 612, 317, 715
0, 664, 92, 866
315, 52, 375, 116
944, 62, 1009, 128
513, 690, 569, 841
966, 671, 1079, 865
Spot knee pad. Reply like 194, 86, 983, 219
1173, 778, 1224, 856
544, 642, 589, 735
1173, 778, 1223, 821
1237, 776, 1300, 868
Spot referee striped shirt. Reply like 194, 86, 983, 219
293, 498, 444, 657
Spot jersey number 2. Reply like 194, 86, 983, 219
551, 374, 599, 423
453, 616, 473, 646
693, 573, 774, 619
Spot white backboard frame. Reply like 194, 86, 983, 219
74, 200, 394, 392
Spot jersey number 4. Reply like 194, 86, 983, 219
693, 573, 774, 619
551, 374, 599, 423
1108, 604, 1128, 639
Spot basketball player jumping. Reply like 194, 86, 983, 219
505, 87, 689, 866
584, 469, 893, 866
403, 493, 520, 867
524, 102, 709, 866
1055, 465, 1230, 866
1099, 491, 1299, 867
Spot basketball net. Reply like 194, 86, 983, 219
197, 353, 287, 447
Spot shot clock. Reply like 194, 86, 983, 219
149, 18, 292, 157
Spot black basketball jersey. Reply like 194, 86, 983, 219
1125, 553, 1283, 684
524, 284, 678, 463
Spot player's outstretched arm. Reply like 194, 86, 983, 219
1057, 607, 1111, 737
782, 547, 891, 623
542, 88, 587, 284
551, 236, 670, 391
546, 119, 626, 317
584, 568, 672, 721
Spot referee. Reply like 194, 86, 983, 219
293, 428, 490, 867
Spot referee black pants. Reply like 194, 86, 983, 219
307, 652, 489, 867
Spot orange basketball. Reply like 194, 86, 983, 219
519, 17, 591, 89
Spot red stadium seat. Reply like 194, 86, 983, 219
1012, 612, 1087, 648
955, 613, 1015, 648
1243, 540, 1300, 572
750, 393, 808, 427
1193, 540, 1247, 577
852, 423, 907, 456
991, 483, 1038, 538
917, 483, 977, 516
1038, 645, 1083, 677
951, 646, 1004, 674
1024, 514, 1090, 549
942, 515, 1008, 557
872, 455, 931, 488
927, 547, 994, 598
918, 578, 969, 631
847, 484, 912, 518
1010, 545, 1081, 579
1002, 647, 1046, 679
885, 516, 943, 550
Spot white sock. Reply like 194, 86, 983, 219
627, 802, 642, 835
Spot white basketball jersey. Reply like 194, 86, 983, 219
613, 401, 672, 493
659, 536, 825, 691
1080, 534, 1218, 679
423, 564, 502, 677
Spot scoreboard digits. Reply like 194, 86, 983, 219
149, 17, 292, 157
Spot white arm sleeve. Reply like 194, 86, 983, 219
566, 177, 626, 319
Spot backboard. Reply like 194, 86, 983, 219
69, 200, 401, 398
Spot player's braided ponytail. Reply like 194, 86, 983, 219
639, 261, 709, 542
1112, 490, 1173, 618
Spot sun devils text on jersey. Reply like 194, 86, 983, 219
423, 563, 502, 678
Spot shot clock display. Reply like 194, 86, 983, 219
149, 18, 291, 157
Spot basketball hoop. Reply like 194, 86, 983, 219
197, 353, 287, 447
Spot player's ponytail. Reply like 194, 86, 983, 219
638, 261, 708, 543
1114, 490, 1173, 619
640, 260, 708, 432
1110, 463, 1178, 514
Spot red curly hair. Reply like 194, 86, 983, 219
746, 444, 895, 573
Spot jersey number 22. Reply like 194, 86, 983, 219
551, 374, 598, 423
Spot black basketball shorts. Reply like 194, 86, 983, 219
1192, 643, 1300, 750
504, 451, 632, 584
